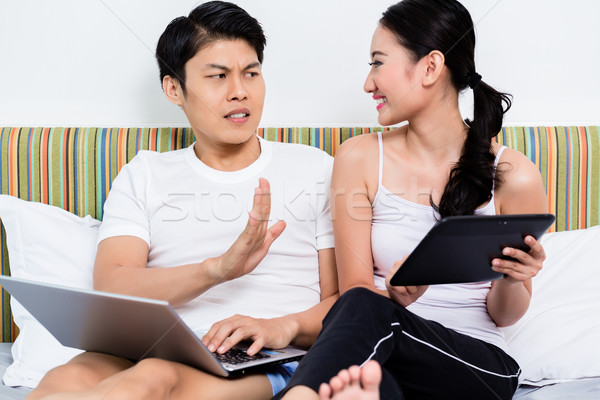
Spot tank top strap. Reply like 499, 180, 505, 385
494, 146, 506, 171
492, 146, 506, 191
377, 131, 383, 187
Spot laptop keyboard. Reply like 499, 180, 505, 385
214, 348, 271, 365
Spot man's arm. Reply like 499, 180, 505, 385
201, 247, 339, 355
94, 178, 286, 307
94, 236, 220, 306
288, 247, 338, 346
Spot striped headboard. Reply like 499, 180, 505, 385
496, 127, 599, 231
1, 126, 599, 342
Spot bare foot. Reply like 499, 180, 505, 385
318, 361, 381, 400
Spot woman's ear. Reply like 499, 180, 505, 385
422, 50, 445, 87
162, 75, 184, 106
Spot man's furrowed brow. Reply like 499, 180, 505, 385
203, 62, 260, 71
244, 62, 261, 70
205, 63, 230, 71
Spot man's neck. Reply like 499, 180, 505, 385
192, 135, 261, 172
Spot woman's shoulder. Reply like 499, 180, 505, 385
335, 128, 401, 163
334, 132, 377, 164
495, 144, 541, 184
494, 143, 547, 212
338, 131, 379, 149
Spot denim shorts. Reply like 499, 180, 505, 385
265, 361, 298, 395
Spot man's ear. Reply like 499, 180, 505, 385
162, 75, 184, 106
422, 50, 445, 87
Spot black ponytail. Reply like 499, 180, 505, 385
381, 0, 511, 217
437, 81, 512, 216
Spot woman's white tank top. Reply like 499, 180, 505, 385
371, 132, 507, 350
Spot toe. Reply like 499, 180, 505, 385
361, 361, 382, 392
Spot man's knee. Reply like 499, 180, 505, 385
121, 358, 179, 396
41, 361, 107, 390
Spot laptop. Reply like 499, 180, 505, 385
0, 276, 306, 377
390, 213, 555, 286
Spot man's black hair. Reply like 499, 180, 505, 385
156, 1, 266, 93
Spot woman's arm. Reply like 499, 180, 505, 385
333, 134, 427, 305
487, 148, 548, 327
331, 135, 385, 295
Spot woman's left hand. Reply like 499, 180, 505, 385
491, 235, 546, 283
201, 314, 298, 356
385, 257, 429, 307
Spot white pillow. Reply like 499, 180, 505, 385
502, 225, 600, 386
0, 195, 99, 388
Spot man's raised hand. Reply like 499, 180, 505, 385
210, 178, 286, 283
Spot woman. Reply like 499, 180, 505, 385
278, 1, 547, 399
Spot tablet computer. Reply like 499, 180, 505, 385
389, 213, 555, 286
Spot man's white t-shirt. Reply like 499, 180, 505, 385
97, 137, 334, 334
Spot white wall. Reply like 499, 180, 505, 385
0, 0, 598, 127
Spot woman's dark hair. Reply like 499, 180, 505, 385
155, 1, 266, 93
381, 0, 512, 217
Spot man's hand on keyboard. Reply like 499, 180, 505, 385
202, 314, 299, 356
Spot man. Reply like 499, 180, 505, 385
27, 2, 337, 399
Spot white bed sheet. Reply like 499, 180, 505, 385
513, 379, 600, 400
1, 341, 600, 399
0, 343, 31, 399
